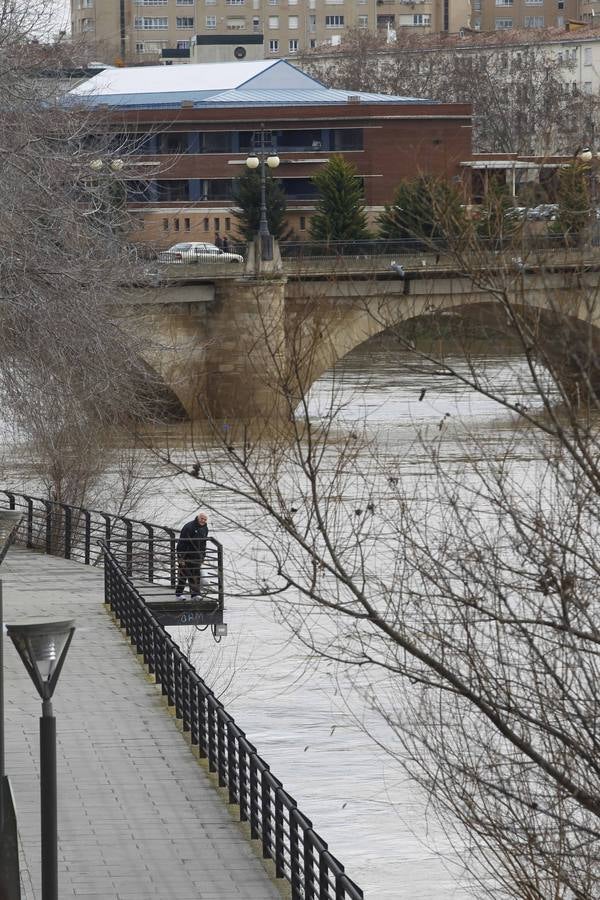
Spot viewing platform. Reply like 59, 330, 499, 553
3, 548, 279, 900
0, 492, 363, 900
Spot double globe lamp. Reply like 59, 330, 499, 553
246, 145, 280, 261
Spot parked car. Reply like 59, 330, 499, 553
157, 242, 244, 264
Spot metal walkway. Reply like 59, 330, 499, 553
3, 547, 280, 900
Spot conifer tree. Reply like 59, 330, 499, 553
309, 155, 369, 241
377, 176, 464, 244
233, 169, 289, 241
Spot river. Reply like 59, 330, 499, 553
125, 330, 547, 900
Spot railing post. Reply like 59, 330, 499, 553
125, 519, 133, 577
217, 540, 224, 611
44, 500, 52, 554
275, 788, 286, 880
227, 728, 237, 805
25, 497, 33, 548
146, 523, 154, 583
84, 511, 91, 565
261, 767, 272, 860
63, 504, 72, 560
167, 528, 177, 589
290, 806, 301, 900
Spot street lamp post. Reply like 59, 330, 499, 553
575, 146, 599, 245
245, 127, 280, 261
6, 620, 75, 900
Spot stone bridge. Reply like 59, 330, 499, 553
121, 252, 600, 423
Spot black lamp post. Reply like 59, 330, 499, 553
575, 146, 599, 245
6, 620, 75, 900
245, 126, 280, 261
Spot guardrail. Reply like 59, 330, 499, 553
103, 544, 363, 900
0, 491, 222, 603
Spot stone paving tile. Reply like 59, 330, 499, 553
3, 548, 281, 900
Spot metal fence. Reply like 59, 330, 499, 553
0, 490, 222, 602
104, 544, 363, 900
0, 488, 363, 898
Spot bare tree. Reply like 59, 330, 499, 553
142, 213, 600, 897
0, 2, 170, 506
298, 29, 600, 155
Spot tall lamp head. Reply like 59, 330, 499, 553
6, 620, 75, 701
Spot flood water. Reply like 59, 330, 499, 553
2, 330, 547, 899
130, 331, 548, 900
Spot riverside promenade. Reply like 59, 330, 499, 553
3, 547, 281, 900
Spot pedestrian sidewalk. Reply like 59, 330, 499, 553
3, 548, 281, 900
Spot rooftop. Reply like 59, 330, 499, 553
67, 58, 433, 109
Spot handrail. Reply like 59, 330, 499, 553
103, 543, 363, 900
0, 490, 221, 596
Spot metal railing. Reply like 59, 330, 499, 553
0, 491, 222, 605
103, 544, 363, 900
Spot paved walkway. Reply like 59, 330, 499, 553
2, 548, 281, 900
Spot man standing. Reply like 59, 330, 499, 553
175, 512, 208, 600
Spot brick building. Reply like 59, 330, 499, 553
68, 58, 472, 246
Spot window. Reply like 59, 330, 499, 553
269, 38, 279, 51
358, 14, 368, 26
214, 217, 220, 232
495, 17, 513, 27
495, 0, 512, 6
309, 38, 316, 47
525, 0, 543, 4
135, 41, 144, 51
176, 39, 190, 47
299, 216, 306, 230
174, 218, 180, 232
135, 0, 167, 4
288, 38, 299, 52
226, 16, 245, 28
176, 16, 194, 27
225, 217, 231, 231
288, 15, 298, 28
585, 47, 592, 65
308, 13, 316, 30
134, 16, 168, 28
325, 14, 344, 26
162, 218, 169, 231
584, 81, 593, 93
176, 0, 194, 4
206, 15, 216, 26
557, 14, 565, 24
268, 15, 279, 27
80, 17, 94, 29
524, 14, 544, 25
411, 13, 430, 24
203, 217, 209, 232
184, 217, 191, 231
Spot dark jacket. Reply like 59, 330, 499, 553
177, 519, 208, 557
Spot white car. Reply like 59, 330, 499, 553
157, 242, 243, 264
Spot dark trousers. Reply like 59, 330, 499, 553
176, 555, 203, 596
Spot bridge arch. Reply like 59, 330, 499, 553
283, 276, 600, 407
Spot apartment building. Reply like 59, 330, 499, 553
474, 0, 579, 31
71, 0, 471, 65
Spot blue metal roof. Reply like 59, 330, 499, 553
69, 87, 433, 110
67, 59, 434, 110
